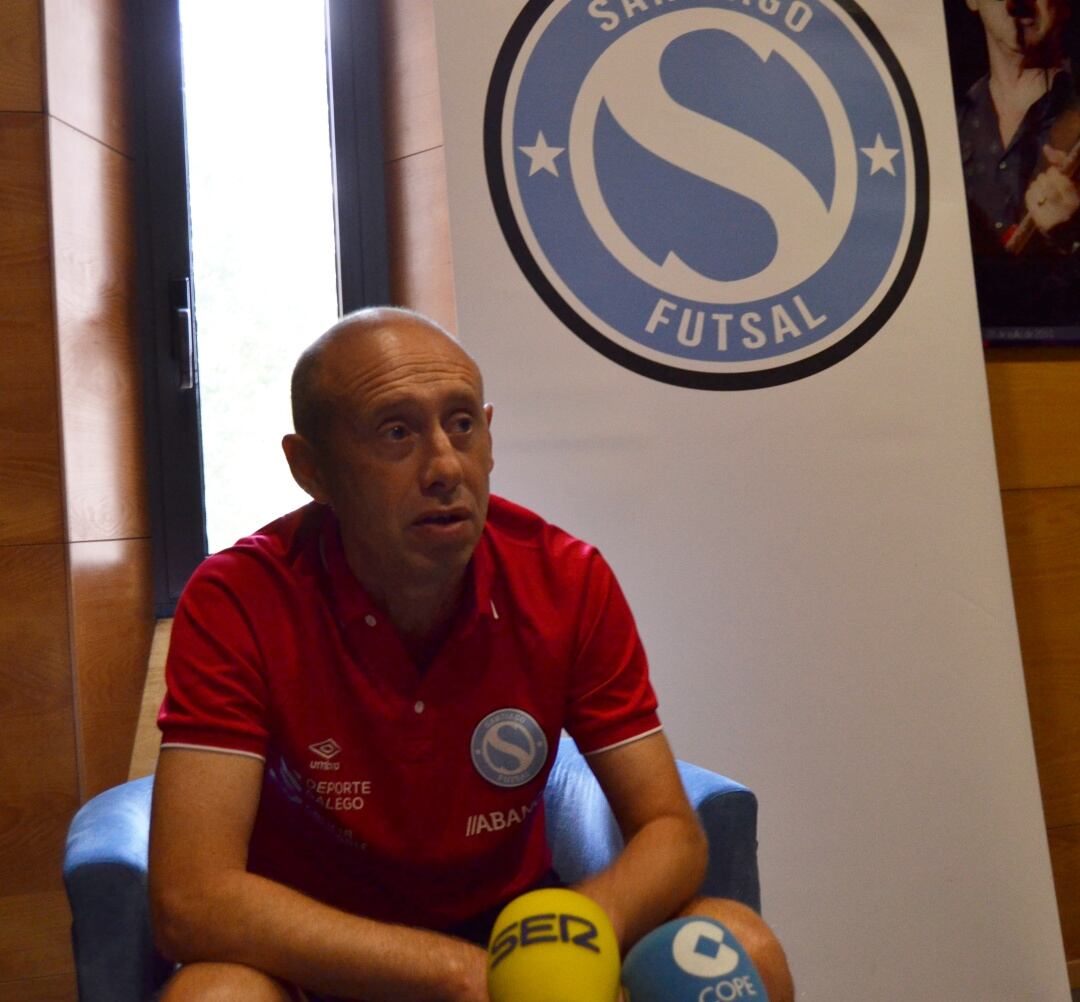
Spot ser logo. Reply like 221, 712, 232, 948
488, 912, 601, 970
485, 0, 929, 389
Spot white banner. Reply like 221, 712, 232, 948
434, 2, 1069, 997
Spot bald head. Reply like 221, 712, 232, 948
282, 306, 494, 603
290, 307, 483, 450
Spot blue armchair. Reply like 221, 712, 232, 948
63, 736, 759, 1002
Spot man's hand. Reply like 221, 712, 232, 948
445, 940, 490, 1002
1025, 145, 1080, 235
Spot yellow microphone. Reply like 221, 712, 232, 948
487, 888, 620, 1002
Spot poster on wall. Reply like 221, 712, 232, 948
944, 0, 1080, 344
435, 0, 1071, 998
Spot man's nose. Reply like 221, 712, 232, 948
421, 427, 463, 492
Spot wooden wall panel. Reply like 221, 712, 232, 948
0, 114, 62, 546
0, 0, 43, 113
1049, 825, 1080, 979
385, 148, 456, 330
49, 119, 146, 543
0, 544, 78, 895
41, 0, 129, 154
0, 704, 80, 894
0, 972, 76, 1002
986, 351, 1080, 491
381, 0, 442, 161
1002, 487, 1080, 831
0, 890, 73, 986
381, 0, 456, 329
0, 0, 142, 999
70, 538, 154, 799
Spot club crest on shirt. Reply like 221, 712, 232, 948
485, 0, 929, 389
471, 708, 549, 787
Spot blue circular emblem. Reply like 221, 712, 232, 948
471, 708, 549, 787
485, 0, 929, 389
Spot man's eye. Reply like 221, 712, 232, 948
383, 424, 409, 441
452, 415, 475, 434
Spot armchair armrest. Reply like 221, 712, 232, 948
543, 737, 760, 912
678, 759, 761, 913
63, 776, 171, 1002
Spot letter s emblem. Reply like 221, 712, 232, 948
569, 9, 857, 304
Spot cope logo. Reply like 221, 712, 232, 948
471, 708, 548, 787
672, 920, 740, 978
485, 0, 929, 389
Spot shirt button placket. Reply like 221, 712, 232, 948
405, 696, 433, 761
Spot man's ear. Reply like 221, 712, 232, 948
484, 403, 495, 472
282, 433, 331, 504
965, 0, 979, 13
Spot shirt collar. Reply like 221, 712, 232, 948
961, 72, 991, 114
317, 506, 498, 628
1045, 63, 1077, 113
962, 63, 1076, 114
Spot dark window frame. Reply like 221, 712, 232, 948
129, 0, 389, 616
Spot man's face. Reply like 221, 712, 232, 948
311, 319, 494, 595
967, 0, 1069, 55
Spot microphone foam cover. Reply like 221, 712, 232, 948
622, 916, 769, 1002
487, 888, 620, 1002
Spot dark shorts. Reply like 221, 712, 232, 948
440, 868, 564, 946
301, 870, 566, 1002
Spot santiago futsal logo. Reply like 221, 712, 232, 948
485, 0, 929, 389
471, 708, 548, 787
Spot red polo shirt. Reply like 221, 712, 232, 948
159, 495, 660, 930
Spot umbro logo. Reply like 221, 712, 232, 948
309, 738, 342, 771
309, 738, 341, 760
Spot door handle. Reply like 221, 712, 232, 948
170, 277, 195, 391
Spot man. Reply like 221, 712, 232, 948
150, 308, 793, 1001
958, 0, 1080, 326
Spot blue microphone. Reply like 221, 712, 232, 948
622, 916, 769, 1002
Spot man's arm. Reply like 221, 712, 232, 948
149, 748, 488, 1002
572, 732, 708, 950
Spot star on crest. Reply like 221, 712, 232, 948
519, 131, 565, 177
860, 134, 900, 177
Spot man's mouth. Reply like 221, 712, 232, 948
414, 508, 469, 527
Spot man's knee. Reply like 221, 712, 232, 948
679, 897, 794, 1002
159, 962, 300, 1002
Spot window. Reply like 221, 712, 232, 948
130, 1, 389, 614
